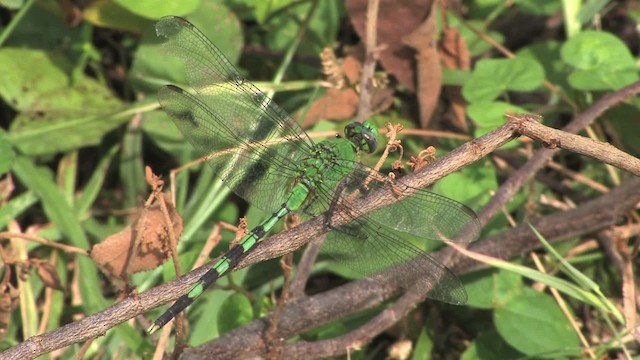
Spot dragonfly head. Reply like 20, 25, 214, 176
344, 121, 378, 153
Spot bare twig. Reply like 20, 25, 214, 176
178, 178, 640, 359
356, 0, 380, 123
509, 114, 640, 176
476, 80, 640, 226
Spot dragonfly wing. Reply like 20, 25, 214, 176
338, 164, 481, 243
323, 216, 468, 304
158, 85, 306, 212
316, 163, 480, 303
156, 16, 315, 212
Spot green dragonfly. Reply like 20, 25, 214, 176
147, 16, 481, 334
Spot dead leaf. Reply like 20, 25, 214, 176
300, 52, 393, 127
346, 0, 433, 92
439, 27, 471, 131
90, 193, 183, 279
404, 2, 440, 128
0, 283, 19, 341
0, 175, 14, 204
31, 259, 64, 292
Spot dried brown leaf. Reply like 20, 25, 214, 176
346, 0, 433, 92
404, 5, 440, 128
90, 193, 183, 279
31, 259, 64, 291
0, 283, 19, 341
439, 27, 471, 131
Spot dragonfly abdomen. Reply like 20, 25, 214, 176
147, 183, 312, 334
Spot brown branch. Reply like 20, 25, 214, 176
177, 177, 640, 359
510, 114, 640, 176
6, 79, 640, 357
355, 0, 380, 123
476, 80, 640, 226
1, 113, 518, 360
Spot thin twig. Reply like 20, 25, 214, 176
356, 0, 380, 123
509, 114, 640, 176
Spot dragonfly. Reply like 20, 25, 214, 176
147, 16, 481, 334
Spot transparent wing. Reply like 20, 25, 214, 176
343, 164, 481, 243
316, 163, 481, 303
324, 220, 468, 304
156, 16, 315, 212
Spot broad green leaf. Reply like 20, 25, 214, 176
467, 102, 528, 149
561, 31, 639, 90
141, 110, 186, 155
264, 0, 342, 55
494, 288, 580, 357
461, 329, 521, 360
0, 48, 135, 156
463, 58, 545, 102
517, 41, 567, 89
5, 3, 83, 57
83, 1, 152, 33
463, 268, 523, 309
435, 161, 496, 210
514, 0, 561, 15
0, 130, 15, 174
113, 0, 200, 19
0, 48, 70, 111
217, 293, 254, 335
255, 0, 295, 24
439, 15, 504, 56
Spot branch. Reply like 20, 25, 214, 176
178, 177, 640, 359
1, 112, 518, 360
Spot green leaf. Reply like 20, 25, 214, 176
0, 48, 135, 156
113, 0, 200, 19
434, 161, 496, 210
461, 329, 521, 360
514, 0, 561, 15
495, 288, 580, 357
264, 0, 342, 55
0, 191, 38, 230
141, 110, 187, 155
217, 293, 254, 335
463, 268, 523, 309
439, 14, 505, 55
466, 102, 529, 149
463, 57, 545, 102
517, 41, 566, 89
255, 0, 295, 24
0, 130, 15, 174
411, 326, 434, 360
561, 31, 639, 90
83, 1, 153, 33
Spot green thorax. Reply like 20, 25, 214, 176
285, 121, 378, 212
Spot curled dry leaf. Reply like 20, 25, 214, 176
346, 0, 432, 92
31, 259, 64, 291
439, 27, 471, 131
403, 2, 440, 128
300, 51, 394, 127
0, 283, 19, 341
90, 193, 183, 279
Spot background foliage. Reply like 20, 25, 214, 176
0, 0, 639, 359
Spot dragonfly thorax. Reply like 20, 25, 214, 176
295, 140, 357, 191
